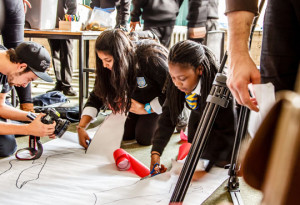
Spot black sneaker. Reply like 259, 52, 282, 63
175, 116, 188, 133
63, 87, 77, 96
47, 85, 62, 93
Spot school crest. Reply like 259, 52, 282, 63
137, 77, 147, 88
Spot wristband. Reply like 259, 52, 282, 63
144, 103, 152, 114
76, 125, 86, 130
151, 152, 160, 157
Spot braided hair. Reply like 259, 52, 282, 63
167, 40, 219, 125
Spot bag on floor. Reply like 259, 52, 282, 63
35, 106, 80, 123
33, 91, 68, 107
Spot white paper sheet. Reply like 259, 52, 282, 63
0, 117, 229, 205
248, 83, 276, 138
86, 113, 127, 162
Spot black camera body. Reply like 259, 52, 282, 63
16, 108, 71, 160
28, 108, 70, 138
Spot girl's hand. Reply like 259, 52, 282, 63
77, 128, 91, 149
130, 99, 148, 115
150, 152, 167, 175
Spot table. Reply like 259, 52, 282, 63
24, 29, 101, 115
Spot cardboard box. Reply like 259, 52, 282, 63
59, 21, 82, 32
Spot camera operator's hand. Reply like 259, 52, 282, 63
77, 127, 91, 149
26, 113, 56, 137
150, 152, 167, 175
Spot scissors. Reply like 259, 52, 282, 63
140, 163, 160, 180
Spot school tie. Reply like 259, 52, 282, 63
185, 92, 199, 110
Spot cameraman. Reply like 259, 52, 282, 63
0, 41, 56, 157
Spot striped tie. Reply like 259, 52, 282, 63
185, 93, 198, 110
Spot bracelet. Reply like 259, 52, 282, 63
144, 103, 152, 114
76, 125, 86, 130
151, 152, 160, 157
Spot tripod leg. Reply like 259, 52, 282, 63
230, 191, 244, 205
228, 105, 250, 205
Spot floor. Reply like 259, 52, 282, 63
11, 71, 262, 205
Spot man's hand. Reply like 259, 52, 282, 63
227, 52, 260, 111
226, 11, 260, 112
77, 128, 91, 149
26, 113, 56, 137
130, 21, 141, 32
129, 99, 148, 114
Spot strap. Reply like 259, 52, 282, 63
15, 136, 43, 160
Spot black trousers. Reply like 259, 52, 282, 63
48, 39, 74, 89
2, 0, 32, 103
260, 0, 300, 91
123, 112, 159, 146
0, 117, 17, 157
143, 25, 174, 48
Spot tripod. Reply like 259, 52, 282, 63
170, 1, 266, 203
227, 1, 266, 203
170, 52, 231, 202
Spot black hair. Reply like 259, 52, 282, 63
94, 29, 168, 114
94, 29, 136, 114
135, 39, 169, 84
167, 40, 219, 124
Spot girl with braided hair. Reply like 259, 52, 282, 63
151, 40, 235, 177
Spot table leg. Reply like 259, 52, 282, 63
84, 41, 90, 98
79, 38, 84, 116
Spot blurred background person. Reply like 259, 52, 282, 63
1, 0, 34, 112
47, 0, 77, 96
130, 0, 184, 48
90, 0, 130, 29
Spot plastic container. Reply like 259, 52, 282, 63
25, 0, 58, 30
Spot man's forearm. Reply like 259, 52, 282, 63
227, 11, 255, 55
0, 104, 29, 121
0, 122, 29, 135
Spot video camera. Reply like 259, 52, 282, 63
15, 108, 70, 160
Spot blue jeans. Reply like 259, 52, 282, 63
0, 118, 17, 157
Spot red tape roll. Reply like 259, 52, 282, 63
177, 142, 191, 161
113, 148, 150, 178
180, 130, 188, 141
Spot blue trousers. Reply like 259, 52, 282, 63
0, 118, 17, 157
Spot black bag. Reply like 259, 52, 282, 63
54, 106, 80, 123
35, 106, 80, 123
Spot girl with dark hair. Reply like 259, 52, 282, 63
150, 40, 235, 175
77, 29, 169, 148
